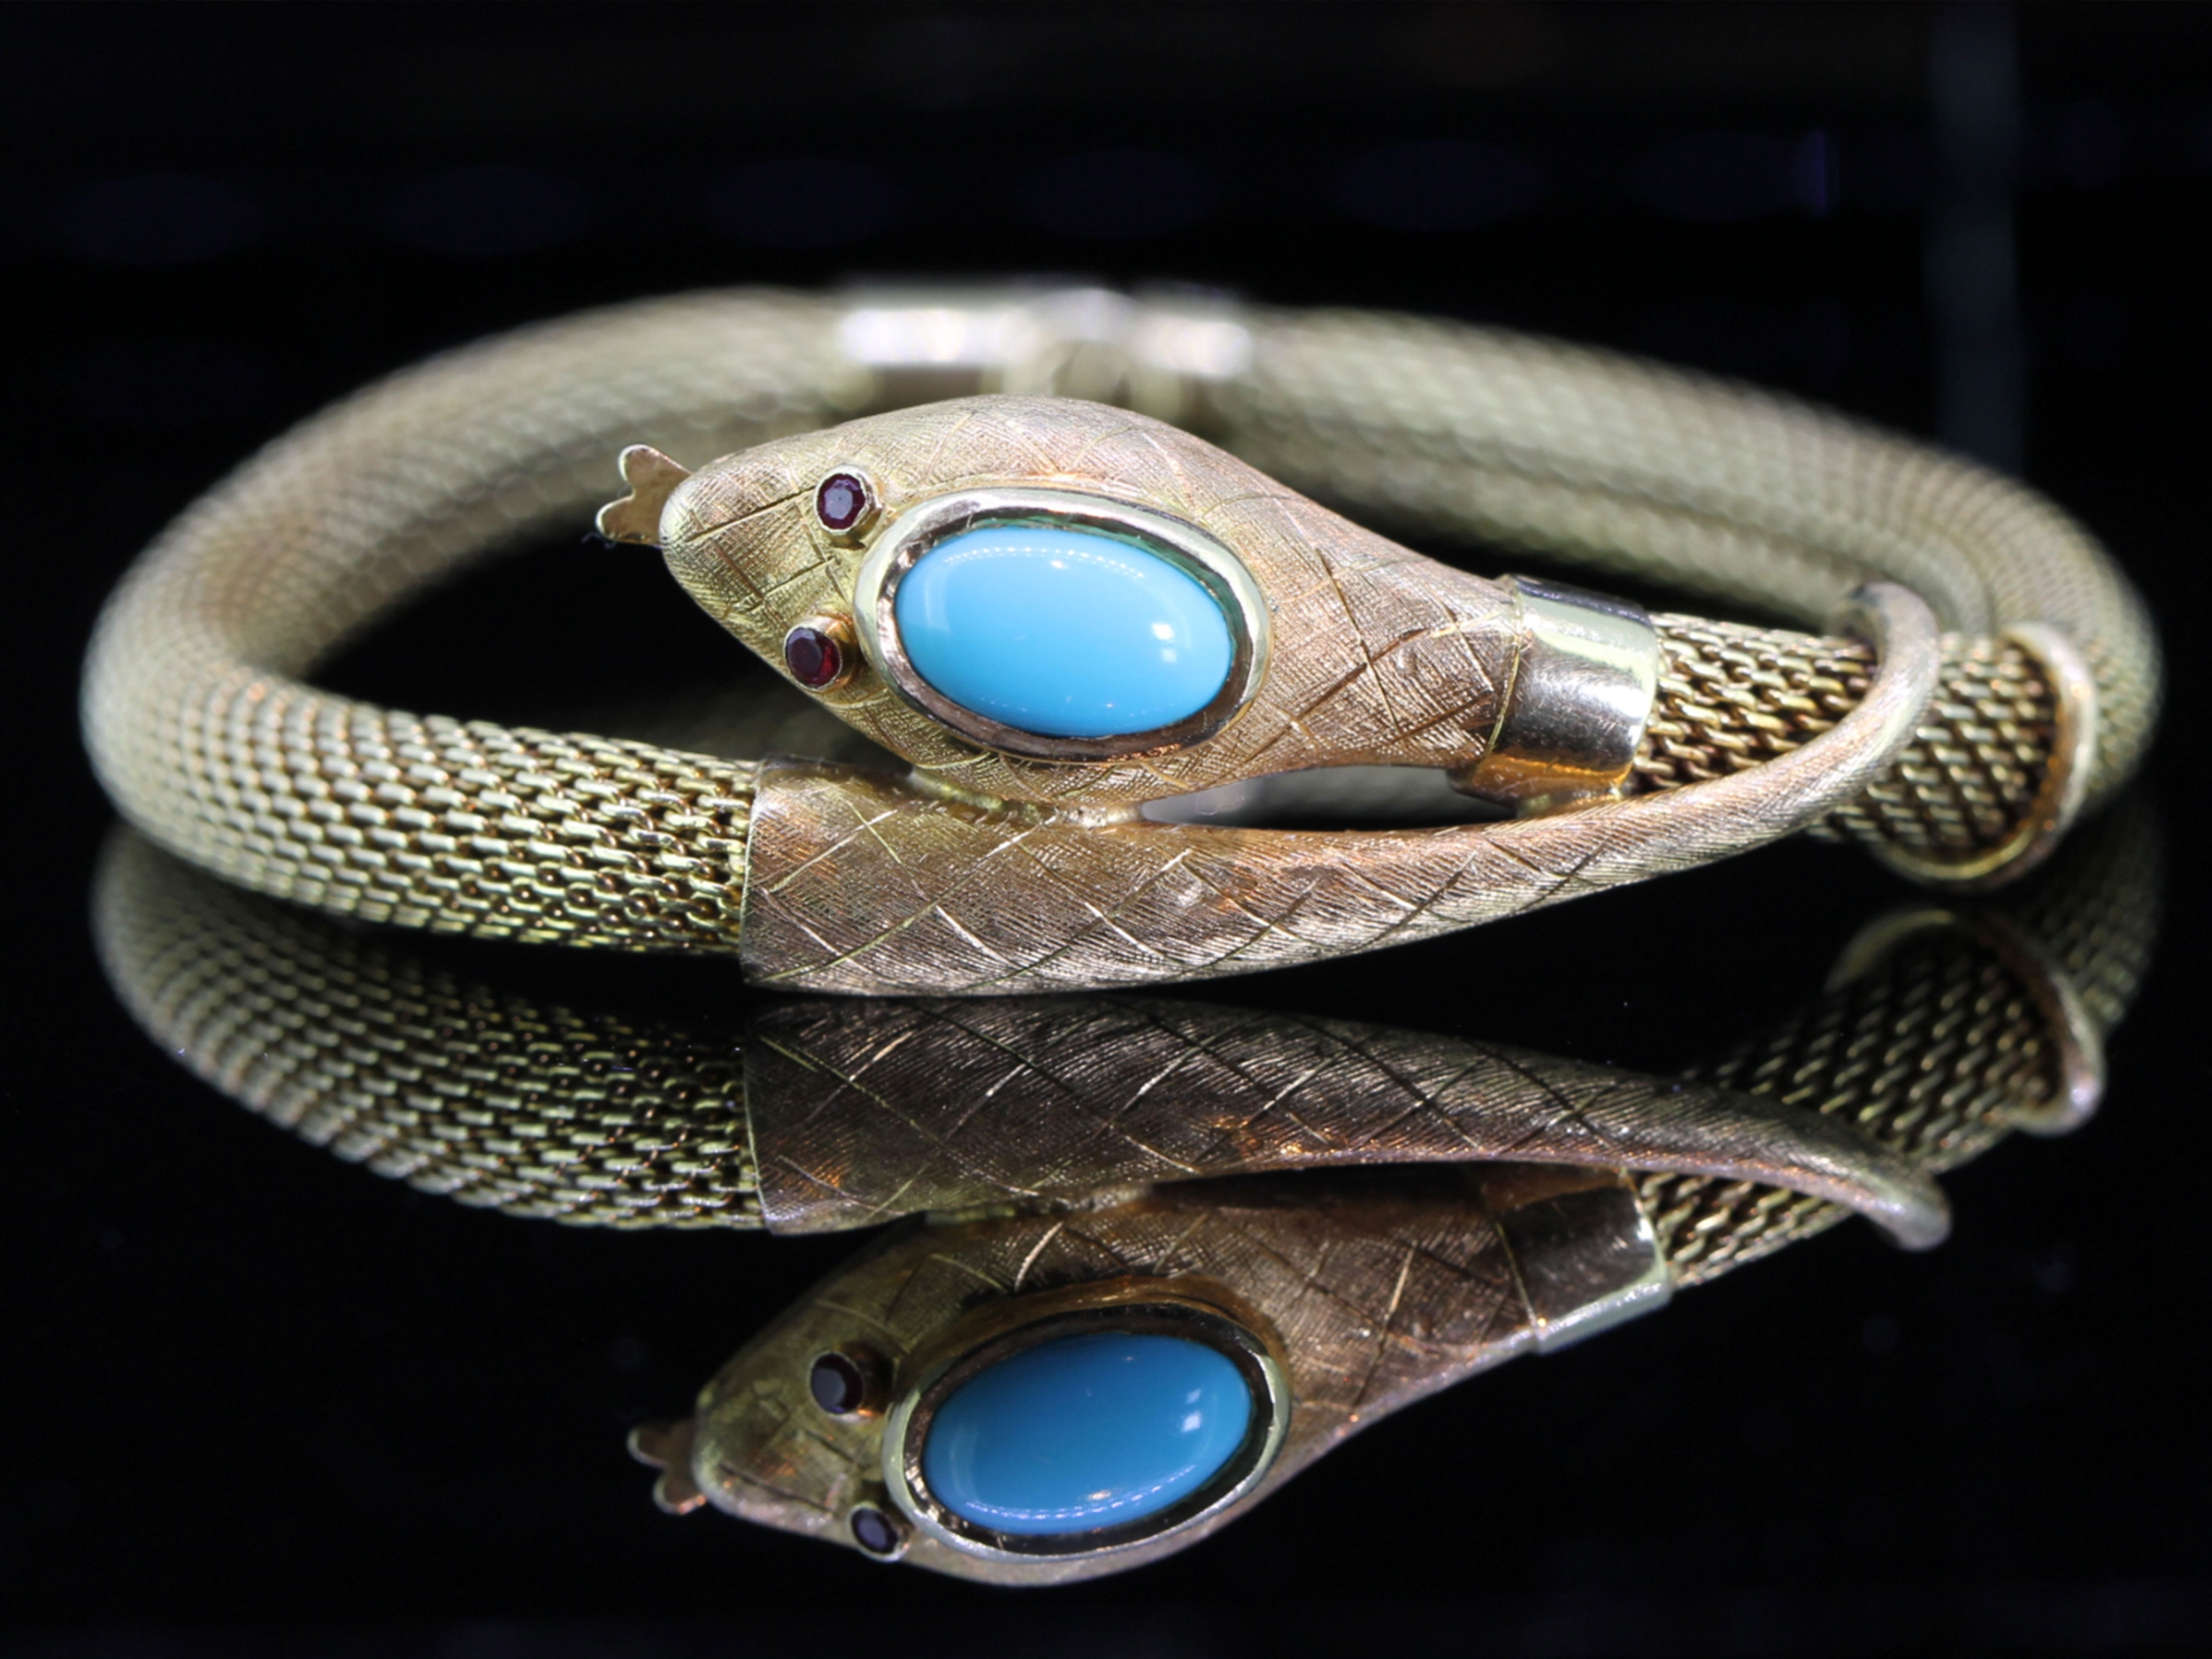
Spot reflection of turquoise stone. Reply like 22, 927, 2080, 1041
894, 525, 1235, 739
921, 1332, 1254, 1536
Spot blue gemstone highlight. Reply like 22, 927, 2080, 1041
920, 1331, 1254, 1536
893, 525, 1235, 740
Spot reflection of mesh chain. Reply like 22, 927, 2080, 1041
83, 291, 2156, 956
95, 800, 2155, 1283
98, 845, 766, 1231
1642, 802, 2158, 1282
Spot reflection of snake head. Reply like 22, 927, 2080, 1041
635, 1259, 895, 1555
655, 1170, 1650, 1585
600, 396, 1520, 810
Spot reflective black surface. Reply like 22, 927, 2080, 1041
8, 4, 2210, 1651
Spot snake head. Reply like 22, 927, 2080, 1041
612, 396, 1518, 810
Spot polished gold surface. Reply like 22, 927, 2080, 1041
1450, 575, 1661, 814
1476, 1164, 1672, 1350
80, 287, 2159, 991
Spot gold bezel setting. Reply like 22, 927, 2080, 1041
879, 1279, 1291, 1563
849, 486, 1272, 763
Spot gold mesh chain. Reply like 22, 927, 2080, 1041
1635, 618, 2057, 855
86, 291, 861, 959
1222, 305, 2157, 803
96, 796, 2153, 1262
1640, 938, 2050, 1282
176, 685, 759, 948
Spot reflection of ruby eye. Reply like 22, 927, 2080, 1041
817, 472, 872, 533
810, 1350, 869, 1415
849, 1507, 902, 1555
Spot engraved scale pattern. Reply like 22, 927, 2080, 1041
744, 995, 1941, 1240
96, 836, 1936, 1244
739, 590, 1933, 993
101, 804, 2158, 1263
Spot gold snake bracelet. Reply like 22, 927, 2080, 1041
82, 286, 2158, 993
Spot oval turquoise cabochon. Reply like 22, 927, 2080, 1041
920, 1331, 1255, 1537
893, 525, 1236, 740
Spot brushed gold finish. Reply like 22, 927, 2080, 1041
741, 991, 1947, 1248
1219, 303, 2158, 808
658, 396, 1517, 803
682, 1170, 1570, 1584
94, 790, 2157, 1265
94, 832, 1947, 1247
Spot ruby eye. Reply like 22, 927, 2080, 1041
816, 470, 875, 535
781, 615, 857, 692
784, 625, 844, 688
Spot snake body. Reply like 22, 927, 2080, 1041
82, 289, 2157, 984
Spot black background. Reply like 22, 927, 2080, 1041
6, 4, 2210, 1653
